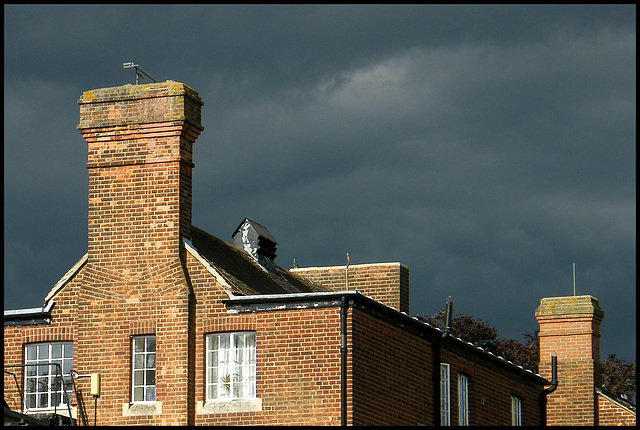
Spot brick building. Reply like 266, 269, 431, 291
536, 295, 636, 426
4, 82, 635, 426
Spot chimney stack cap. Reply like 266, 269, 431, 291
535, 295, 605, 319
78, 81, 203, 105
78, 81, 203, 131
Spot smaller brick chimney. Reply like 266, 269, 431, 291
292, 262, 409, 313
535, 295, 605, 426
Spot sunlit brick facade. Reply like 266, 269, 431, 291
4, 82, 634, 426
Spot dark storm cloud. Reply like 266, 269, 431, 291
4, 5, 635, 362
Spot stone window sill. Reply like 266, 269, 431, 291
196, 398, 262, 414
122, 401, 162, 416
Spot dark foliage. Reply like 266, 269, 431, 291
418, 309, 539, 372
601, 354, 636, 403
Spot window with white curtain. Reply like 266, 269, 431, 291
206, 332, 256, 401
440, 363, 450, 426
511, 395, 522, 426
458, 374, 469, 425
24, 342, 73, 411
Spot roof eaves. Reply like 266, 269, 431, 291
224, 290, 361, 304
184, 238, 237, 298
596, 387, 637, 414
438, 332, 545, 382
4, 301, 55, 327
224, 290, 545, 383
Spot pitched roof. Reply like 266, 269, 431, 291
35, 225, 328, 308
596, 387, 637, 414
44, 253, 88, 305
190, 226, 330, 296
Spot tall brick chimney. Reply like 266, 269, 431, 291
76, 82, 203, 424
78, 82, 203, 267
535, 295, 605, 426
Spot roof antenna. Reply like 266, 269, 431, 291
123, 62, 157, 85
345, 253, 350, 289
573, 262, 576, 296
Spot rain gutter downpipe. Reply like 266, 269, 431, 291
340, 295, 349, 426
539, 355, 558, 425
544, 355, 558, 395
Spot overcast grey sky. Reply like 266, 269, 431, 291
4, 5, 636, 362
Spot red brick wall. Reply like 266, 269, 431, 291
71, 83, 203, 425
440, 347, 543, 426
350, 308, 432, 425
74, 272, 193, 425
187, 251, 344, 425
292, 263, 409, 313
5, 255, 548, 426
3, 273, 80, 413
598, 394, 636, 426
536, 296, 604, 426
349, 307, 544, 426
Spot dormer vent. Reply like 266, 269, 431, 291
232, 218, 278, 269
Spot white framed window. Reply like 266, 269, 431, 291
206, 332, 256, 401
511, 395, 522, 426
440, 363, 450, 426
24, 342, 73, 411
132, 335, 156, 403
458, 374, 469, 425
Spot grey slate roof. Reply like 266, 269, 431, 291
190, 226, 330, 296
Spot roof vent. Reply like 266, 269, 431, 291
232, 218, 278, 270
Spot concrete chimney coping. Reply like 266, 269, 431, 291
535, 295, 605, 319
78, 81, 203, 105
77, 81, 204, 131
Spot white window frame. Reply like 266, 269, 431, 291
458, 374, 469, 425
511, 395, 522, 426
23, 342, 73, 411
206, 332, 256, 401
440, 363, 450, 426
131, 335, 156, 404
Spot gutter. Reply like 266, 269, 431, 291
4, 301, 55, 327
223, 290, 361, 304
224, 291, 545, 383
